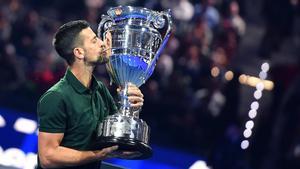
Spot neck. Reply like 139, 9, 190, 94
69, 62, 94, 88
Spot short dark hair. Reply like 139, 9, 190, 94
53, 20, 90, 65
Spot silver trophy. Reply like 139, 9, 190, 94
96, 6, 172, 159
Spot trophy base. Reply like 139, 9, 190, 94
95, 136, 152, 159
96, 114, 152, 159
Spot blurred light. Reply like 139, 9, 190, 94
14, 118, 37, 134
85, 0, 105, 8
250, 101, 259, 110
259, 71, 267, 80
24, 153, 37, 169
0, 148, 26, 168
264, 81, 274, 90
0, 115, 6, 127
0, 148, 36, 169
291, 0, 298, 5
240, 62, 271, 151
238, 74, 273, 91
254, 90, 262, 100
245, 120, 254, 129
189, 160, 211, 169
256, 82, 265, 91
248, 109, 257, 119
293, 145, 300, 157
241, 140, 249, 149
224, 71, 234, 81
239, 74, 247, 84
211, 67, 220, 77
261, 62, 270, 72
243, 129, 252, 138
173, 0, 195, 21
247, 76, 261, 87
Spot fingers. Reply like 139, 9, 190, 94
116, 84, 144, 108
119, 151, 141, 159
102, 145, 118, 154
106, 152, 119, 158
128, 96, 144, 108
127, 84, 143, 98
107, 151, 140, 159
126, 84, 144, 108
117, 84, 143, 98
95, 145, 118, 159
121, 151, 138, 155
96, 147, 140, 159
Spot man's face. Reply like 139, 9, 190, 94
79, 27, 110, 65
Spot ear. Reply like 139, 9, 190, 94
73, 47, 85, 60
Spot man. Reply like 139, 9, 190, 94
37, 20, 144, 169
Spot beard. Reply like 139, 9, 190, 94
97, 47, 111, 64
84, 49, 110, 66
83, 54, 109, 67
97, 52, 109, 64
86, 56, 108, 66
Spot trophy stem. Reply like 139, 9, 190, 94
119, 83, 131, 116
119, 82, 141, 118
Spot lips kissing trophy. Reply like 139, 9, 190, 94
96, 6, 172, 159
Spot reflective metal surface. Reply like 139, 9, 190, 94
97, 6, 172, 159
98, 114, 149, 143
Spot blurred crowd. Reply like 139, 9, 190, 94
0, 0, 299, 169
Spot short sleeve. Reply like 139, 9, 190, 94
37, 91, 67, 133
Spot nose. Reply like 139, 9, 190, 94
98, 38, 105, 48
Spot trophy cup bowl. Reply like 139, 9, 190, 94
96, 6, 172, 159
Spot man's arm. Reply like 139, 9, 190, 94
38, 131, 118, 168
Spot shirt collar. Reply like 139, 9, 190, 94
65, 68, 100, 94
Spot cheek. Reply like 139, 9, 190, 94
92, 45, 101, 53
87, 46, 99, 55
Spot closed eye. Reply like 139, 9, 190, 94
91, 36, 97, 43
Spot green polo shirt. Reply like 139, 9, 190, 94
37, 68, 117, 169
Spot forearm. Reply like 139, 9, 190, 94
40, 146, 98, 168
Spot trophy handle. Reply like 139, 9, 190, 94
97, 14, 114, 40
145, 9, 173, 80
160, 9, 173, 41
97, 15, 117, 86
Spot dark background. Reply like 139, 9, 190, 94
0, 0, 300, 168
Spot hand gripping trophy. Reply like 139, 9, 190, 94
96, 6, 172, 159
